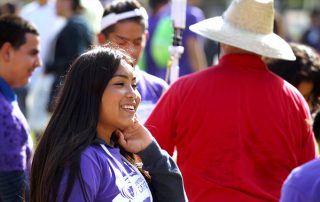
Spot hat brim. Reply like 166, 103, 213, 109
189, 16, 296, 61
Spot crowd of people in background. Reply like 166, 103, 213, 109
0, 0, 319, 201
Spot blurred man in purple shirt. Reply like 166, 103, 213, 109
0, 15, 41, 202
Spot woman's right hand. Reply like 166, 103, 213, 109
116, 119, 153, 153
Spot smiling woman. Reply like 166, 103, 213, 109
97, 59, 141, 144
30, 45, 187, 202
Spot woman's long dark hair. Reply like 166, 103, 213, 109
30, 46, 135, 202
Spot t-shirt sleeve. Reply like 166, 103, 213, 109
58, 152, 103, 201
144, 81, 181, 155
280, 184, 306, 202
138, 141, 187, 202
298, 99, 318, 163
280, 170, 309, 202
299, 128, 317, 164
281, 159, 320, 202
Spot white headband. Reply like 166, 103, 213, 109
101, 8, 148, 31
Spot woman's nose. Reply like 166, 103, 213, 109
125, 85, 136, 98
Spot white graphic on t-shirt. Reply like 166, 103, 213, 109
100, 144, 153, 202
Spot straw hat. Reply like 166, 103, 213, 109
189, 0, 296, 61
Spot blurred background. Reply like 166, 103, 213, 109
1, 0, 319, 48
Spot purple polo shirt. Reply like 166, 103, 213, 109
0, 77, 32, 172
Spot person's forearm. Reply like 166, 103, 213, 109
138, 140, 187, 202
187, 37, 207, 72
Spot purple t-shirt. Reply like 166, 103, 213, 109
0, 78, 32, 172
281, 158, 320, 202
145, 5, 205, 79
58, 144, 152, 201
57, 139, 187, 201
136, 69, 168, 123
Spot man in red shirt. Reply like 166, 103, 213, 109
145, 0, 318, 201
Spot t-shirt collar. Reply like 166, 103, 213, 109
93, 133, 118, 148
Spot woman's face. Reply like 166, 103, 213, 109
98, 60, 141, 134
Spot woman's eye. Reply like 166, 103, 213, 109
132, 83, 138, 89
114, 82, 137, 89
114, 83, 124, 86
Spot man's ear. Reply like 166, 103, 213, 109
97, 33, 106, 45
0, 42, 13, 62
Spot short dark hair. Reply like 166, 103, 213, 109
266, 43, 320, 113
0, 15, 38, 50
101, 0, 148, 38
